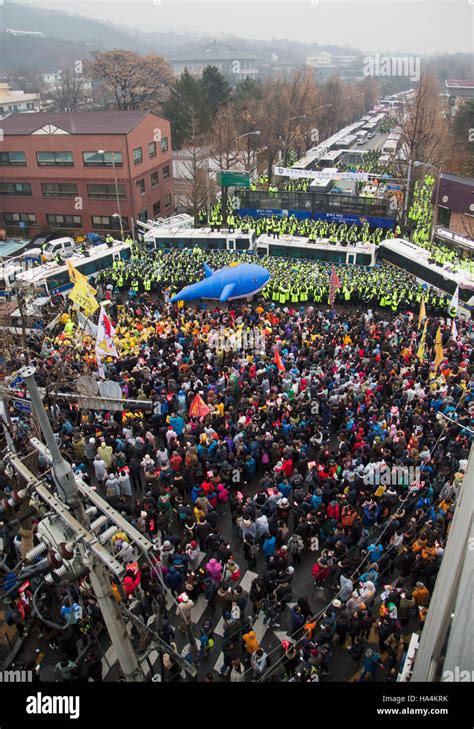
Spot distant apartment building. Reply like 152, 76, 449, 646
306, 52, 363, 79
169, 40, 258, 80
306, 52, 334, 68
42, 70, 93, 94
0, 111, 174, 236
0, 83, 40, 119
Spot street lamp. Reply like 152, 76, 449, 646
98, 149, 124, 241
230, 130, 261, 146
414, 160, 443, 242
112, 213, 132, 242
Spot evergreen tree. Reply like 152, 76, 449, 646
164, 68, 210, 149
201, 65, 231, 119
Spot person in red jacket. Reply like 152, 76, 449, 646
282, 458, 293, 478
122, 564, 141, 598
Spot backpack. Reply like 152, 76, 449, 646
262, 451, 270, 465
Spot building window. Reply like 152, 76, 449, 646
136, 178, 145, 195
150, 171, 159, 188
0, 151, 26, 166
153, 200, 161, 217
133, 147, 143, 164
160, 137, 168, 152
91, 215, 127, 230
82, 151, 123, 167
0, 182, 32, 196
46, 214, 82, 228
163, 165, 170, 180
42, 183, 78, 198
4, 212, 37, 225
87, 183, 126, 200
165, 193, 172, 208
138, 209, 148, 222
148, 142, 157, 158
37, 151, 74, 167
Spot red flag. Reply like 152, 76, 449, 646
102, 311, 112, 338
329, 265, 341, 307
189, 394, 211, 418
274, 348, 285, 372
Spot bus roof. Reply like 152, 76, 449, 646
15, 240, 130, 286
380, 238, 474, 289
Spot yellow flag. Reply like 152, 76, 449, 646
417, 320, 427, 361
67, 259, 96, 295
418, 297, 426, 330
69, 278, 99, 316
433, 327, 444, 371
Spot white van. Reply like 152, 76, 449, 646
41, 237, 76, 261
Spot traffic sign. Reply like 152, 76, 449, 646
9, 375, 24, 390
14, 400, 32, 413
218, 171, 250, 188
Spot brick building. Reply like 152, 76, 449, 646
434, 172, 474, 239
0, 111, 174, 237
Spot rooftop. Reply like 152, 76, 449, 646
445, 79, 474, 89
170, 40, 258, 62
441, 172, 474, 187
0, 110, 163, 136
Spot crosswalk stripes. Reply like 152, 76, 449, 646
239, 569, 259, 593
212, 567, 278, 675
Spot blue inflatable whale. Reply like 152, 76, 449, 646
170, 262, 271, 303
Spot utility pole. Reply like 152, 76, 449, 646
403, 157, 413, 229
20, 365, 78, 505
85, 559, 144, 683
16, 291, 30, 365
15, 365, 145, 682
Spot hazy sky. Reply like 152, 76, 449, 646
13, 0, 474, 54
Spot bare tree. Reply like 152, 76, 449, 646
47, 67, 89, 113
176, 110, 215, 224
399, 73, 450, 214
85, 51, 173, 111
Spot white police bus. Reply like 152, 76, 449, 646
379, 238, 474, 317
143, 226, 256, 253
13, 241, 131, 296
256, 235, 376, 266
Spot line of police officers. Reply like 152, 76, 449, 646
99, 248, 453, 315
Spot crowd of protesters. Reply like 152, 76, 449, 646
0, 256, 472, 683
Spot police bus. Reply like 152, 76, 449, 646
256, 235, 376, 266
143, 226, 256, 253
335, 134, 358, 150
319, 150, 344, 168
13, 241, 131, 296
379, 238, 474, 317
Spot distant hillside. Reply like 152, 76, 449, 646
1, 2, 154, 51
1, 2, 471, 83
0, 3, 218, 72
